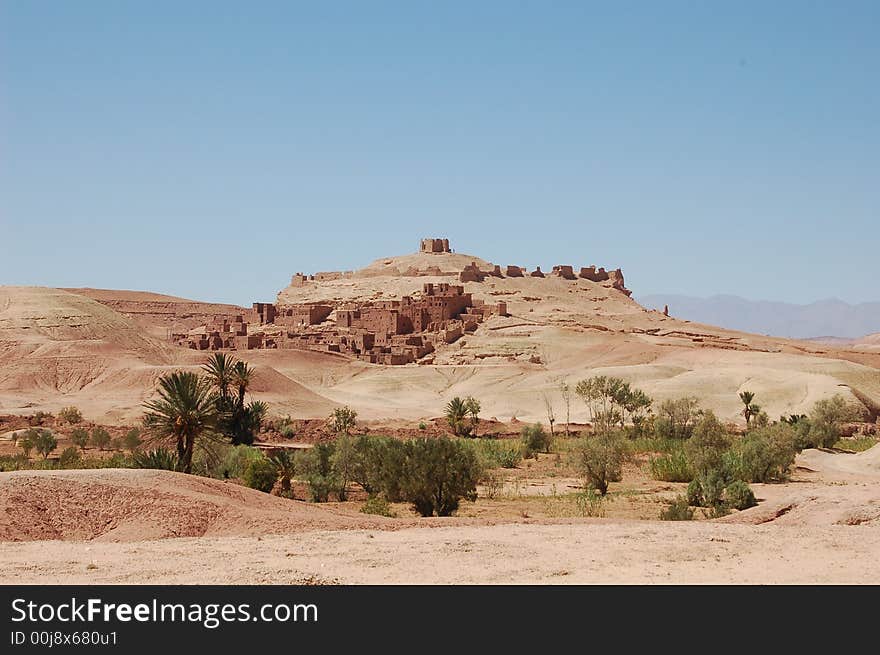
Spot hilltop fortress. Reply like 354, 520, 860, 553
172, 238, 631, 364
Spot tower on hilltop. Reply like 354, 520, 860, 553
420, 238, 450, 253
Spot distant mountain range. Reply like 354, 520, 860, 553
637, 294, 880, 340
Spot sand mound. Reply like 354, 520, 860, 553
0, 469, 388, 542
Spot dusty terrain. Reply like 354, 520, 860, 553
2, 242, 879, 425
1, 445, 879, 584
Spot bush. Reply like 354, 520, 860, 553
399, 437, 481, 516
280, 424, 296, 439
649, 449, 693, 482
360, 495, 397, 517
686, 479, 704, 507
70, 428, 89, 449
243, 457, 278, 493
30, 429, 58, 460
347, 435, 404, 499
328, 406, 357, 436
131, 448, 178, 470
576, 431, 629, 496
216, 444, 263, 479
684, 411, 731, 475
297, 443, 338, 502
122, 428, 142, 451
660, 495, 695, 521
521, 423, 551, 458
58, 446, 82, 467
58, 406, 83, 425
729, 425, 796, 483
468, 439, 522, 469
653, 397, 700, 440
18, 432, 35, 458
90, 427, 112, 450
724, 480, 757, 511
805, 395, 863, 448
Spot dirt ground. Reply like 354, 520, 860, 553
1, 445, 879, 584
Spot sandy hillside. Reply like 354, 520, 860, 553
0, 469, 392, 542
1, 445, 878, 584
2, 242, 880, 425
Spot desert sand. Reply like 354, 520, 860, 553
1, 446, 878, 584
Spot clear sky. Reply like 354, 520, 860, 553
2, 1, 878, 306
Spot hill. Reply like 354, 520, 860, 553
638, 293, 880, 339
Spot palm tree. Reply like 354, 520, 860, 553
143, 371, 219, 474
739, 391, 757, 428
268, 449, 297, 496
465, 396, 481, 437
203, 353, 236, 406
445, 397, 470, 437
231, 360, 255, 409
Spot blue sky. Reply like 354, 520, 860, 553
2, 1, 878, 305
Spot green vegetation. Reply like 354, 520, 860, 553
70, 428, 89, 449
659, 495, 695, 521
143, 370, 220, 474
576, 431, 629, 496
648, 448, 693, 482
575, 376, 652, 434
445, 396, 481, 437
328, 406, 357, 436
90, 427, 112, 451
122, 428, 142, 452
58, 406, 83, 425
361, 495, 396, 517
31, 429, 58, 460
521, 423, 551, 459
243, 456, 278, 493
131, 448, 178, 471
398, 437, 481, 516
58, 446, 81, 467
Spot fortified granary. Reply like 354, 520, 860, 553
172, 237, 630, 364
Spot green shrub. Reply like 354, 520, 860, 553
399, 437, 481, 516
730, 424, 796, 483
297, 443, 338, 502
131, 448, 178, 471
521, 423, 551, 458
328, 406, 357, 436
90, 427, 112, 450
653, 397, 700, 439
29, 429, 58, 460
418, 422, 427, 431
576, 431, 629, 496
360, 495, 397, 517
660, 495, 695, 521
58, 446, 82, 467
70, 428, 89, 449
214, 444, 263, 479
724, 480, 757, 511
648, 449, 693, 482
280, 424, 296, 439
806, 395, 863, 448
243, 457, 278, 493
348, 435, 405, 500
58, 406, 83, 424
468, 439, 522, 469
684, 411, 731, 475
122, 428, 142, 451
686, 479, 704, 507
267, 450, 297, 495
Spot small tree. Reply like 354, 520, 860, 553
328, 406, 357, 436
330, 433, 358, 500
739, 391, 760, 429
464, 397, 481, 437
58, 406, 83, 425
521, 423, 551, 458
268, 450, 297, 496
807, 394, 862, 448
70, 427, 89, 450
32, 429, 58, 460
445, 397, 471, 437
90, 427, 112, 451
400, 437, 481, 516
559, 379, 572, 436
122, 428, 142, 452
297, 443, 338, 502
654, 397, 700, 439
576, 431, 629, 496
18, 432, 34, 459
542, 393, 556, 436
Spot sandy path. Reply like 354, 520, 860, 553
2, 521, 879, 584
